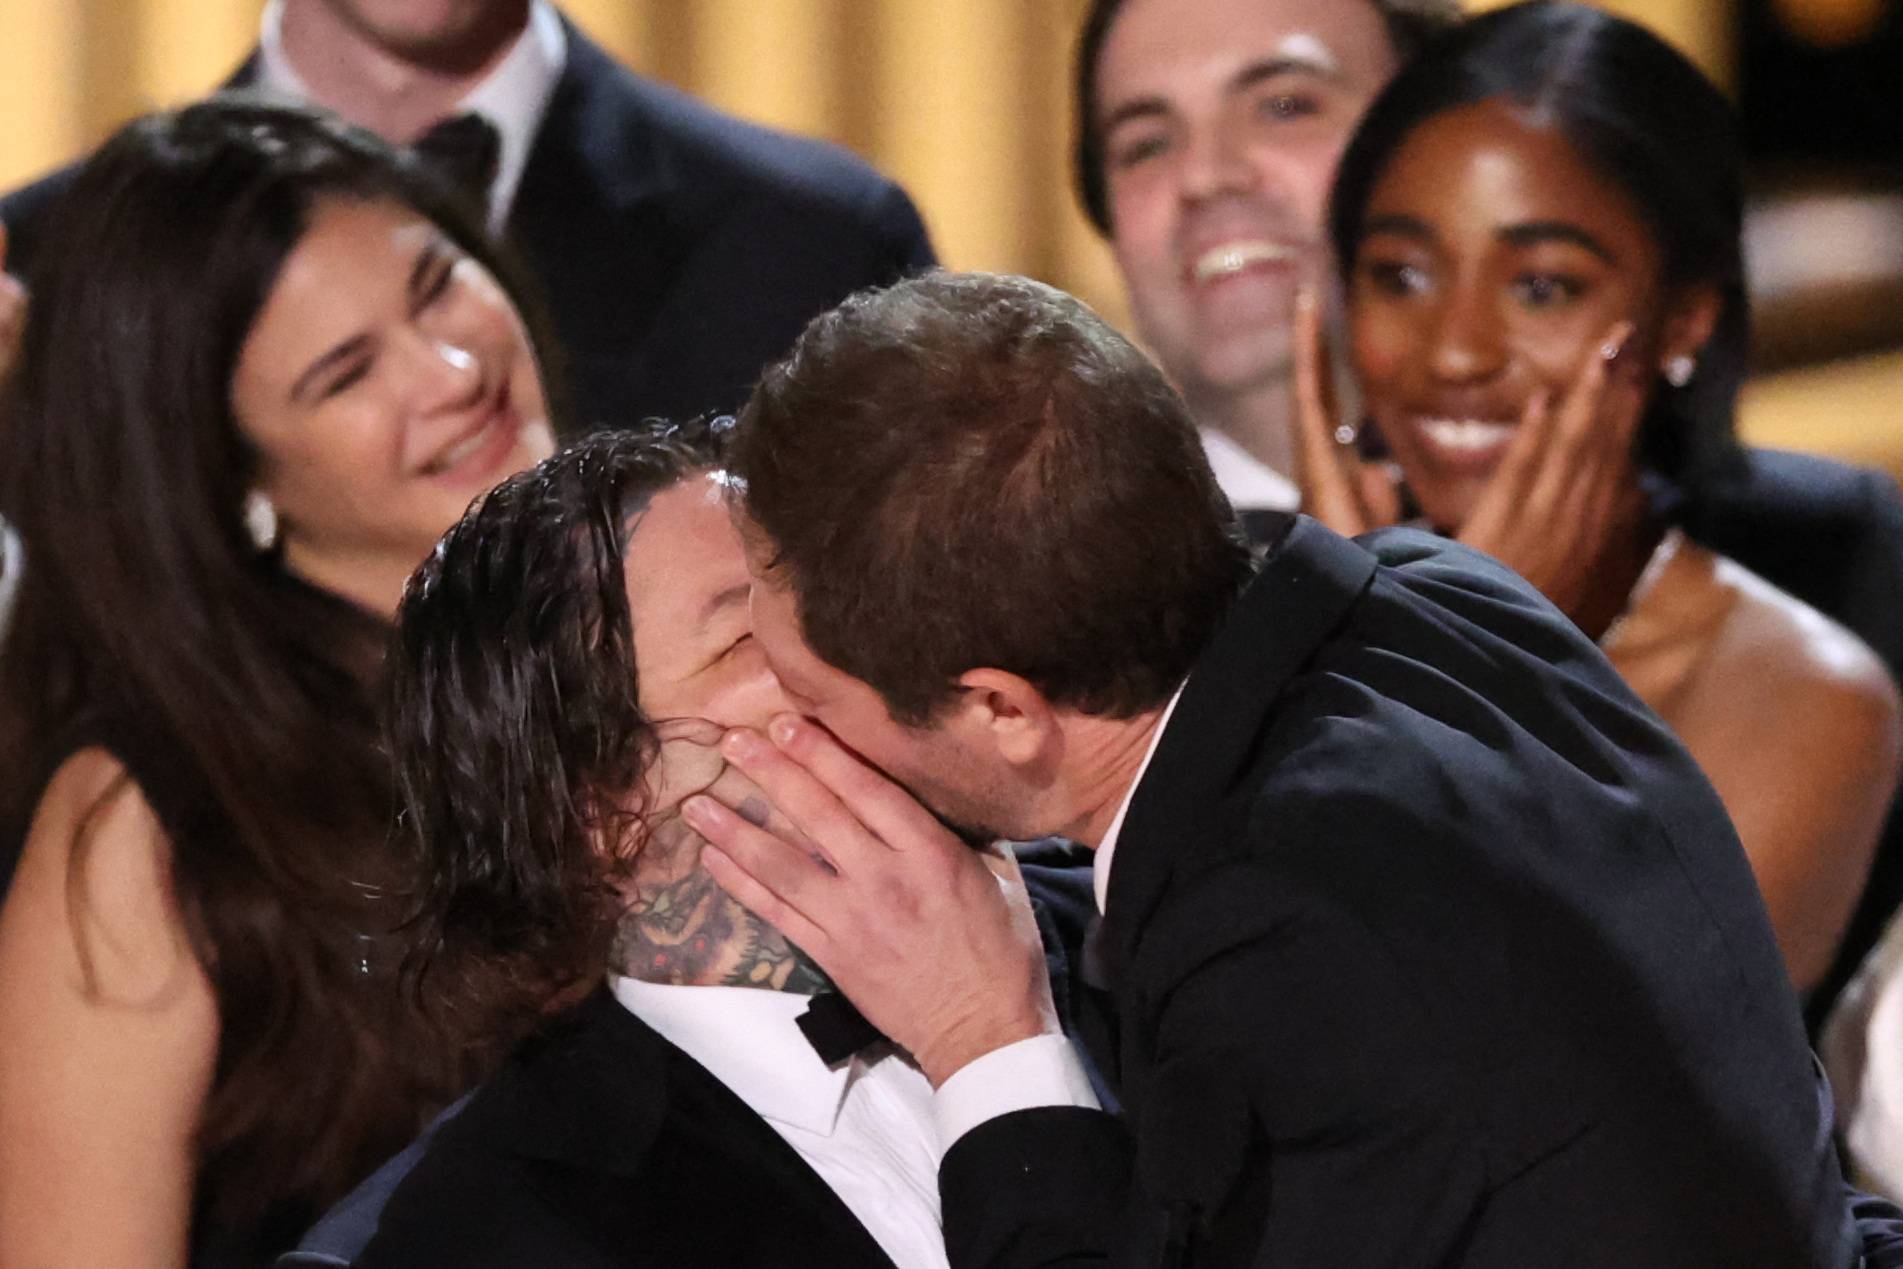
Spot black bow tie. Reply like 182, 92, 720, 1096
797, 991, 888, 1066
411, 112, 501, 213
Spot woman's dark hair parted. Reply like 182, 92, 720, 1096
1071, 0, 1463, 234
389, 420, 727, 1038
1327, 0, 1750, 498
731, 270, 1254, 726
0, 98, 556, 1230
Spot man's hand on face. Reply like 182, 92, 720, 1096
682, 714, 1059, 1087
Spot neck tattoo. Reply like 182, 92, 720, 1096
610, 866, 830, 993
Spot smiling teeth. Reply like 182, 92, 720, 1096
432, 422, 492, 474
1419, 418, 1515, 452
1192, 241, 1295, 282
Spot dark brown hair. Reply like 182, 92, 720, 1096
731, 270, 1253, 726
0, 98, 558, 1235
1072, 0, 1463, 234
390, 421, 725, 1046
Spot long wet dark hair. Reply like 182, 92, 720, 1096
387, 421, 725, 1049
1328, 0, 1750, 500
0, 98, 558, 1236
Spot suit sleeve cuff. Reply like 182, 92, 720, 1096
932, 1033, 1101, 1158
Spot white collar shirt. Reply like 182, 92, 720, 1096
256, 0, 567, 231
609, 975, 950, 1269
1092, 682, 1187, 914
1199, 426, 1301, 514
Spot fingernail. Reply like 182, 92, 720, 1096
719, 729, 761, 762
769, 714, 801, 747
1295, 285, 1316, 313
681, 796, 715, 828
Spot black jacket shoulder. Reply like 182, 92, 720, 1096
355, 990, 894, 1269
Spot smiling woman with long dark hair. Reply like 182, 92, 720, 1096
0, 99, 556, 1266
1298, 0, 1901, 997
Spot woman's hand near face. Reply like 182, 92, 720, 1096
1454, 321, 1649, 629
1291, 287, 1403, 536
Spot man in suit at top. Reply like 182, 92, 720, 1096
314, 420, 1102, 1269
682, 270, 1859, 1266
1071, 0, 1903, 1019
0, 0, 935, 430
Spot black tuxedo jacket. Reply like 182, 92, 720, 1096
0, 18, 935, 433
943, 519, 1855, 1269
293, 862, 1099, 1268
349, 989, 897, 1269
502, 19, 934, 431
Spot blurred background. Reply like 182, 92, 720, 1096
2, 0, 1898, 477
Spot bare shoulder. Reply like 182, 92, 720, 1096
0, 747, 205, 1005
1706, 555, 1902, 752
0, 751, 217, 1265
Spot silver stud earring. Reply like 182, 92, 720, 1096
243, 489, 279, 553
1663, 355, 1696, 388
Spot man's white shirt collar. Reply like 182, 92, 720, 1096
1199, 427, 1300, 513
1093, 682, 1186, 914
256, 0, 568, 231
609, 976, 853, 1136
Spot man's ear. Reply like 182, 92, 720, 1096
949, 668, 1060, 770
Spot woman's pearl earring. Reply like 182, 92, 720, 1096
1663, 354, 1697, 388
243, 490, 280, 553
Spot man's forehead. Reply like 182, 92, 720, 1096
622, 477, 750, 615
1097, 0, 1398, 106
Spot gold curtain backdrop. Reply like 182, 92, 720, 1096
0, 0, 1897, 475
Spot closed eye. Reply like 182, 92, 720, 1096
697, 632, 755, 674
412, 258, 457, 315
319, 354, 374, 399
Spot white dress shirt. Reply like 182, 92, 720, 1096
609, 975, 1097, 1269
1824, 915, 1903, 1202
1092, 682, 1186, 915
932, 684, 1187, 1143
1200, 426, 1300, 514
256, 0, 567, 231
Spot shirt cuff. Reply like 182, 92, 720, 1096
932, 1033, 1101, 1158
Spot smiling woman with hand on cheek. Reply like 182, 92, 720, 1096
1298, 0, 1902, 996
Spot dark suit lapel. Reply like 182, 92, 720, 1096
1020, 860, 1123, 1113
497, 989, 896, 1268
1101, 518, 1378, 973
506, 20, 680, 434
